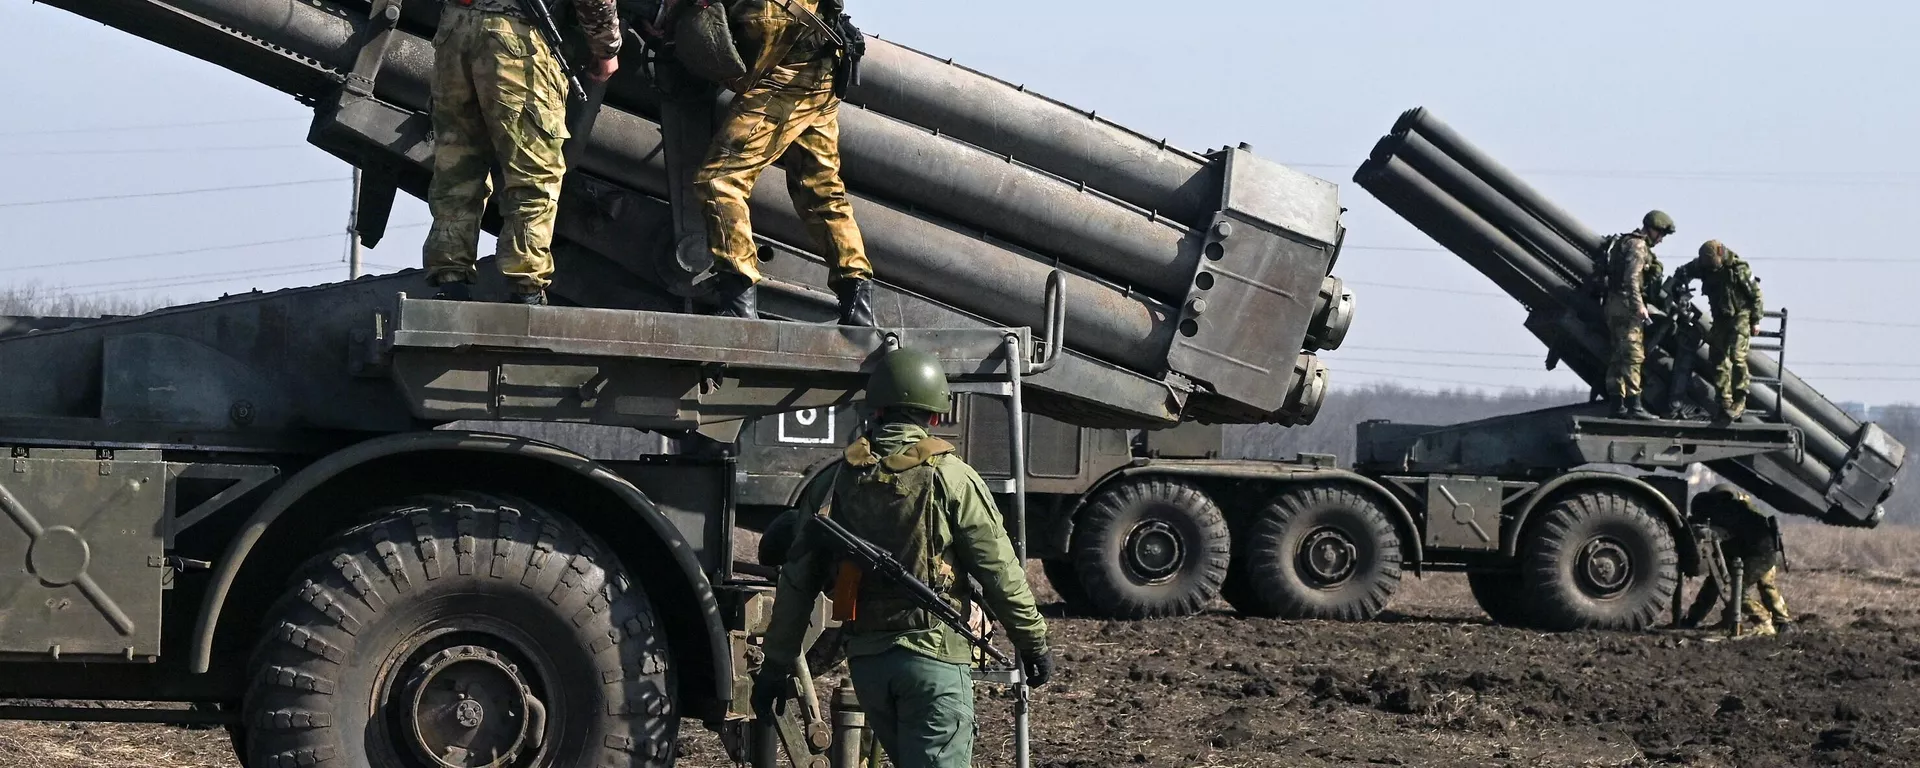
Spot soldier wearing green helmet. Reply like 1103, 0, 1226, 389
754, 347, 1053, 768
1667, 240, 1765, 424
1601, 210, 1676, 420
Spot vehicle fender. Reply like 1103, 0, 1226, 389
188, 431, 728, 704
1504, 470, 1696, 573
1064, 462, 1426, 569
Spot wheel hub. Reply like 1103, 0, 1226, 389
1297, 528, 1359, 588
1123, 520, 1185, 583
1577, 538, 1633, 597
403, 644, 542, 768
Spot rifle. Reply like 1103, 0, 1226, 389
519, 0, 588, 101
808, 509, 1011, 666
516, 0, 612, 168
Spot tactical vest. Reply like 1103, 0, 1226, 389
829, 435, 967, 635
1605, 233, 1663, 307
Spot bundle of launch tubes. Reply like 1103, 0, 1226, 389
1356, 108, 1903, 526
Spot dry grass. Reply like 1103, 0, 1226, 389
0, 721, 231, 768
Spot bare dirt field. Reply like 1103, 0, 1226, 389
5, 526, 1918, 768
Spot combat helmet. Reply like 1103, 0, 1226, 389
866, 347, 952, 414
1643, 210, 1676, 235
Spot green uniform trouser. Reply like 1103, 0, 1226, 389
423, 6, 569, 291
848, 647, 975, 768
693, 1, 872, 287
1687, 558, 1790, 631
1709, 317, 1753, 416
1604, 300, 1646, 401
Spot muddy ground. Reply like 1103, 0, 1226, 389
4, 568, 1919, 768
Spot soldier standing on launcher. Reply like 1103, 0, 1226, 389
1667, 240, 1764, 424
694, 0, 876, 327
421, 0, 622, 305
1602, 210, 1676, 420
755, 348, 1053, 768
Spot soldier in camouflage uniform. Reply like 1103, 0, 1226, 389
755, 348, 1053, 768
1602, 210, 1676, 420
1681, 484, 1790, 637
421, 0, 622, 304
1668, 240, 1765, 423
694, 0, 875, 326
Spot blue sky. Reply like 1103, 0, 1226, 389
5, 0, 1917, 404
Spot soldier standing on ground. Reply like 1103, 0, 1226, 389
1602, 210, 1676, 420
422, 0, 622, 305
1681, 483, 1791, 637
694, 0, 876, 326
1667, 240, 1764, 424
755, 348, 1053, 768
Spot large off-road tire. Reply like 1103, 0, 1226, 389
242, 496, 676, 768
1232, 483, 1402, 621
1069, 478, 1230, 619
1041, 558, 1090, 610
1467, 571, 1533, 627
1519, 488, 1678, 631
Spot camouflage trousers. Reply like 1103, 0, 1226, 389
423, 6, 570, 291
694, 57, 872, 286
1688, 559, 1790, 634
1709, 318, 1753, 417
1603, 301, 1646, 401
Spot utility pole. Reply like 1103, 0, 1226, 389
348, 168, 364, 279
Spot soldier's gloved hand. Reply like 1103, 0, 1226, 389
1636, 306, 1651, 325
1021, 650, 1056, 688
751, 661, 794, 720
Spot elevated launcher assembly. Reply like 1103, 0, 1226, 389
1354, 108, 1905, 527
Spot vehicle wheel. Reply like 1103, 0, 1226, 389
1519, 488, 1678, 631
1467, 571, 1533, 627
1041, 558, 1091, 611
1070, 478, 1230, 619
1233, 483, 1401, 621
242, 495, 676, 768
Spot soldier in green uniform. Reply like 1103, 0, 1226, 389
754, 348, 1053, 768
1667, 240, 1765, 423
422, 0, 622, 305
1602, 210, 1676, 420
694, 0, 876, 326
1680, 484, 1790, 636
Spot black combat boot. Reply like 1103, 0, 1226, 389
713, 272, 759, 320
1622, 394, 1660, 421
431, 277, 472, 302
834, 278, 876, 328
509, 289, 548, 306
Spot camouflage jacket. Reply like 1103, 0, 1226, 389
570, 0, 623, 60
1672, 251, 1764, 324
462, 0, 622, 59
727, 0, 838, 91
762, 420, 1049, 667
1605, 232, 1664, 315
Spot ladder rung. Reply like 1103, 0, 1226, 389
1750, 344, 1784, 352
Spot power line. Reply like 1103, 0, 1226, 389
0, 117, 306, 138
0, 145, 309, 158
62, 263, 340, 297
1343, 243, 1917, 265
0, 223, 430, 273
0, 178, 346, 209
1291, 162, 1920, 186
1343, 280, 1920, 329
